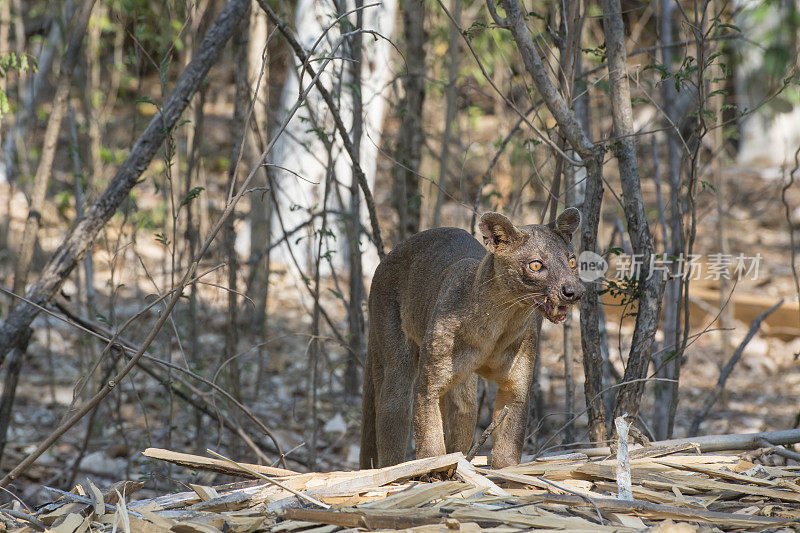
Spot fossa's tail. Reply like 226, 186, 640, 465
359, 363, 377, 469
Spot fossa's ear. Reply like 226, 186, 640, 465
554, 207, 581, 242
479, 212, 523, 253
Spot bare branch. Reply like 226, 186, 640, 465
689, 299, 785, 437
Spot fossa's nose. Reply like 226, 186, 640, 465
561, 282, 585, 302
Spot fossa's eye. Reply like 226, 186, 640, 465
528, 260, 543, 272
568, 256, 577, 269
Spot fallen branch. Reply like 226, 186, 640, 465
277, 508, 453, 530
689, 299, 784, 436
522, 493, 788, 528
556, 428, 800, 458
744, 441, 800, 463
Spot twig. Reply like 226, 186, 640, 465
689, 299, 784, 437
0, 509, 45, 531
782, 145, 800, 332
752, 440, 800, 463
466, 405, 509, 461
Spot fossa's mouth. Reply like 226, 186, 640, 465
533, 296, 571, 323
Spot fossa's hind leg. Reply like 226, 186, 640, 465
442, 374, 478, 454
371, 303, 415, 467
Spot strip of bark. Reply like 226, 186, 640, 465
0, 0, 250, 366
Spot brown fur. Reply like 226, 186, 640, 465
360, 209, 585, 469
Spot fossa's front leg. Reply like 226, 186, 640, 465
490, 328, 538, 468
413, 346, 449, 458
442, 374, 478, 453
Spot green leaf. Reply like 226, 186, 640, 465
154, 232, 170, 246
180, 186, 205, 206
716, 22, 741, 33
135, 96, 157, 107
0, 90, 9, 117
700, 180, 717, 192
328, 288, 344, 300
643, 63, 669, 80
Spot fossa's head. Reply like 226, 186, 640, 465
479, 208, 585, 323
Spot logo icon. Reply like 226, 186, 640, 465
578, 251, 608, 283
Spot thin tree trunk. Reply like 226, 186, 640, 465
1, 0, 31, 184
651, 132, 673, 440
76, 27, 101, 320
432, 0, 460, 228
248, 3, 272, 337
568, 12, 610, 434
0, 0, 11, 250
310, 152, 336, 467
0, 0, 8, 112
223, 0, 251, 402
345, 0, 365, 397
67, 102, 99, 387
183, 0, 213, 371
555, 0, 582, 444
11, 0, 97, 303
0, 0, 252, 366
600, 0, 664, 422
0, 328, 31, 464
393, 0, 426, 239
662, 0, 685, 439
711, 0, 731, 361
82, 0, 105, 198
